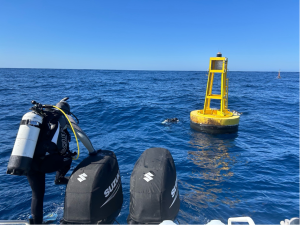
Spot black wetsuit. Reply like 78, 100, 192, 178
27, 154, 72, 224
27, 111, 72, 224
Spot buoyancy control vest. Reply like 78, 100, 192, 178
35, 109, 71, 157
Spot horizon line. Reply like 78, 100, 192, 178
0, 67, 298, 73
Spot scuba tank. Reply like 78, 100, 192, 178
6, 97, 82, 176
7, 101, 44, 176
7, 99, 80, 176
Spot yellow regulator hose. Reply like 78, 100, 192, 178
51, 106, 80, 160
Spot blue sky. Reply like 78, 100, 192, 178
0, 0, 299, 71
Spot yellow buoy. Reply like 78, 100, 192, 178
190, 52, 240, 134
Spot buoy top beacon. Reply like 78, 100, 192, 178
190, 52, 240, 134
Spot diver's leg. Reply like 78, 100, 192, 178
39, 154, 72, 184
27, 171, 45, 224
54, 156, 72, 184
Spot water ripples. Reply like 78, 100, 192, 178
0, 69, 298, 224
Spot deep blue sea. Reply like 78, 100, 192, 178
0, 69, 298, 224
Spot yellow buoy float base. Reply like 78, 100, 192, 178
190, 110, 240, 134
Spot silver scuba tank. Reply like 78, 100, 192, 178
7, 111, 44, 176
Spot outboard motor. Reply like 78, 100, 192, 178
7, 101, 44, 176
127, 147, 180, 224
62, 150, 123, 224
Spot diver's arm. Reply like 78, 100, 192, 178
67, 115, 96, 154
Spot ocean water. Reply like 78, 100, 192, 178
0, 68, 298, 224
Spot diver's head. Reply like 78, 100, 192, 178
56, 97, 71, 115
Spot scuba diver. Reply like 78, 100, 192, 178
162, 118, 179, 124
8, 98, 96, 224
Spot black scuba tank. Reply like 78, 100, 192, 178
62, 150, 123, 224
127, 147, 180, 224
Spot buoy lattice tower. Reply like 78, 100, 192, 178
190, 53, 240, 134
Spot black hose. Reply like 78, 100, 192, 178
70, 112, 79, 124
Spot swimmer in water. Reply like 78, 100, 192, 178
162, 118, 179, 124
232, 110, 242, 116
